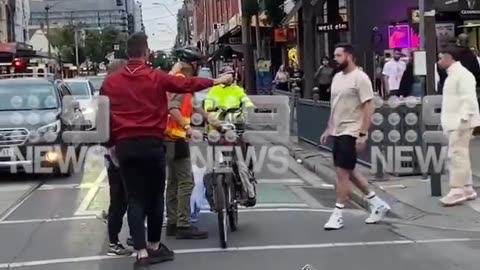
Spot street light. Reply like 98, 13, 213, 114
44, 1, 65, 58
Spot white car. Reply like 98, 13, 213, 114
64, 78, 97, 130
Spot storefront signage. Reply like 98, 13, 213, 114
274, 29, 288, 43
228, 37, 242, 44
316, 22, 349, 33
460, 0, 480, 17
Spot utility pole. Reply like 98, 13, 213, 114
255, 1, 262, 59
74, 29, 79, 68
45, 5, 51, 58
241, 0, 256, 95
302, 1, 315, 99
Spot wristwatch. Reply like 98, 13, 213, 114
359, 132, 367, 137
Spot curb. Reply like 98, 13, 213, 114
267, 137, 426, 220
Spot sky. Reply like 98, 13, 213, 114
140, 0, 183, 51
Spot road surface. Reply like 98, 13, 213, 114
0, 143, 479, 270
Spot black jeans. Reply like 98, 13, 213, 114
105, 155, 128, 244
115, 137, 166, 250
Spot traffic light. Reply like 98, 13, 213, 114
127, 14, 134, 34
116, 0, 123, 6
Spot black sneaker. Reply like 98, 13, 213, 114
107, 242, 132, 256
133, 257, 150, 270
166, 224, 176, 237
126, 237, 134, 247
176, 226, 209, 240
147, 243, 175, 264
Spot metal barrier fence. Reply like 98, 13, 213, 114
284, 93, 426, 178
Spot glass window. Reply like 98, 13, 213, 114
65, 82, 90, 98
0, 84, 58, 111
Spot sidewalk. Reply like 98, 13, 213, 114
262, 135, 480, 232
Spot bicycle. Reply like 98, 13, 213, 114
202, 107, 256, 249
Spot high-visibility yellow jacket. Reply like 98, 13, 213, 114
204, 84, 254, 112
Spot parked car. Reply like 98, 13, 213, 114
0, 77, 87, 176
84, 75, 105, 93
64, 78, 97, 130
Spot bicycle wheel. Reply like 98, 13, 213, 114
214, 174, 228, 249
228, 203, 238, 232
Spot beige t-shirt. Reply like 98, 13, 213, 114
330, 68, 374, 137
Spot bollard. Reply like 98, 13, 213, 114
312, 87, 320, 102
423, 131, 446, 197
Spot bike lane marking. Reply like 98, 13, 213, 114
74, 168, 107, 216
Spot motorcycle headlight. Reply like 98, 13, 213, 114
37, 120, 61, 134
82, 107, 94, 114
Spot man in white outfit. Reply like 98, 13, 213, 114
438, 45, 480, 206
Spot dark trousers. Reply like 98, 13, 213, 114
106, 155, 129, 244
116, 137, 166, 250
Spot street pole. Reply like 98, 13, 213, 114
418, 0, 441, 196
74, 29, 79, 68
45, 6, 51, 58
302, 2, 315, 99
241, 0, 256, 95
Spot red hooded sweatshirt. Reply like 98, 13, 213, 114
101, 60, 213, 144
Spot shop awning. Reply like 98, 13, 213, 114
281, 0, 302, 26
208, 45, 244, 62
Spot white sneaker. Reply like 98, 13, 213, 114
365, 202, 390, 224
324, 213, 344, 230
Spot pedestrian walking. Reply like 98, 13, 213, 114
320, 43, 390, 230
99, 59, 133, 256
101, 32, 233, 269
437, 45, 480, 206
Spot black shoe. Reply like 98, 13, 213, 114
126, 237, 134, 247
107, 242, 132, 256
133, 257, 150, 270
147, 243, 175, 264
166, 224, 176, 237
176, 226, 209, 240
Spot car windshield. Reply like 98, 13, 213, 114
66, 81, 90, 99
88, 77, 105, 91
0, 84, 58, 111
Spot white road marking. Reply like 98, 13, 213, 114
74, 169, 107, 216
0, 238, 479, 268
201, 203, 310, 210
0, 208, 364, 225
38, 183, 109, 190
257, 179, 304, 184
0, 216, 98, 225
379, 184, 407, 190
0, 184, 32, 192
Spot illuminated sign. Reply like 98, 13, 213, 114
316, 22, 349, 33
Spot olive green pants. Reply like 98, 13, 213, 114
165, 140, 194, 228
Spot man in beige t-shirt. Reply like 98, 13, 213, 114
320, 43, 390, 230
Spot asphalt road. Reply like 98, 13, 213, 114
0, 142, 479, 270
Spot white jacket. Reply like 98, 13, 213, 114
441, 62, 480, 131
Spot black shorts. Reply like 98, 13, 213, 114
332, 135, 357, 170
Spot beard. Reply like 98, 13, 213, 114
337, 61, 349, 71
394, 57, 400, 61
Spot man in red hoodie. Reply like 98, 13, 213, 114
101, 32, 233, 269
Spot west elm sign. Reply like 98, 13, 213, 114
316, 22, 349, 33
